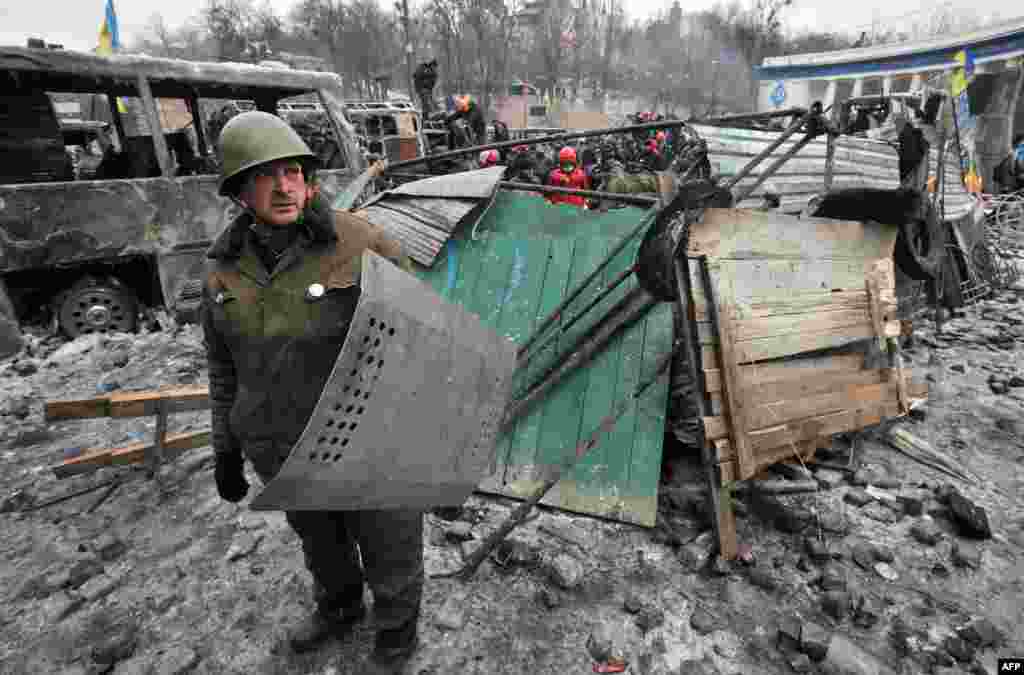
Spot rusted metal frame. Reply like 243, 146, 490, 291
501, 286, 658, 433
824, 132, 836, 190
443, 342, 678, 581
135, 74, 174, 178
383, 175, 660, 207
732, 130, 822, 204
499, 181, 659, 206
720, 112, 813, 192
147, 399, 168, 482
691, 107, 807, 126
672, 255, 731, 557
384, 120, 690, 172
87, 480, 122, 513
933, 127, 947, 332
516, 213, 653, 358
105, 90, 127, 151
517, 263, 638, 368
21, 476, 124, 512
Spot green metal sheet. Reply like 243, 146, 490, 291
412, 191, 670, 527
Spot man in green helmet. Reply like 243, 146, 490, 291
201, 110, 421, 674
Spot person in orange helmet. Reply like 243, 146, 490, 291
546, 146, 590, 207
442, 95, 487, 146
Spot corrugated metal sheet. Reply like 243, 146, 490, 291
694, 124, 978, 221
383, 166, 507, 199
361, 195, 487, 267
412, 191, 672, 527
360, 168, 506, 267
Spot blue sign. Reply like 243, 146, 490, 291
769, 81, 786, 107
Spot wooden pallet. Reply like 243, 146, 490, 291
683, 208, 929, 558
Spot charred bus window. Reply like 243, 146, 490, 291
278, 93, 347, 170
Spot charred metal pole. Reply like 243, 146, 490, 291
690, 107, 807, 126
385, 174, 660, 207
445, 342, 678, 580
502, 286, 658, 432
516, 215, 652, 358
732, 130, 822, 204
383, 120, 689, 172
517, 264, 638, 367
721, 111, 814, 192
500, 181, 659, 206
824, 132, 836, 190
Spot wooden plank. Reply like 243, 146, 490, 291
568, 239, 622, 493
703, 352, 865, 393
713, 400, 902, 462
465, 234, 516, 332
717, 435, 818, 481
489, 237, 552, 472
692, 289, 893, 321
447, 232, 486, 308
907, 379, 928, 398
628, 301, 672, 508
703, 381, 899, 442
45, 386, 211, 422
699, 320, 900, 363
536, 235, 603, 473
688, 208, 899, 262
744, 381, 898, 432
702, 262, 755, 477
53, 430, 211, 478
865, 275, 887, 350
692, 258, 896, 306
711, 369, 886, 413
603, 282, 647, 499
504, 237, 575, 473
698, 308, 873, 342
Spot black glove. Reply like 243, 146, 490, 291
214, 452, 249, 503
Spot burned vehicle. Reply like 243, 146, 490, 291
0, 46, 366, 349
343, 99, 427, 165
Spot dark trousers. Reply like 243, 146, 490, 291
284, 509, 424, 631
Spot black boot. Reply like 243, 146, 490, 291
362, 617, 418, 674
288, 603, 366, 654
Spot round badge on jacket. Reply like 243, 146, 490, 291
306, 283, 325, 301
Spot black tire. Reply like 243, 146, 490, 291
893, 201, 945, 281
57, 276, 139, 338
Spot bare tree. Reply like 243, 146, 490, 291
202, 0, 284, 62
291, 0, 346, 73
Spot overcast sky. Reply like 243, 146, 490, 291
0, 0, 1019, 54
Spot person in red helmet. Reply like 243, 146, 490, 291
546, 146, 590, 207
478, 149, 499, 168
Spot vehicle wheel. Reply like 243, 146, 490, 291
57, 276, 139, 338
893, 201, 945, 281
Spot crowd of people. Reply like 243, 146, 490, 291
461, 113, 682, 209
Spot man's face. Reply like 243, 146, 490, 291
239, 159, 314, 226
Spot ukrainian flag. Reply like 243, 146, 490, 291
97, 0, 121, 56
97, 1, 126, 112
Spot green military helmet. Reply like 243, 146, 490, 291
218, 110, 316, 197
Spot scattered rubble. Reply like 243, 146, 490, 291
0, 270, 1020, 674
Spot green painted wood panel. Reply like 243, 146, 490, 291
504, 236, 575, 481
411, 191, 670, 527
